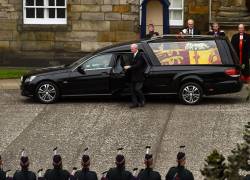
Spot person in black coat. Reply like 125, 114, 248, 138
73, 149, 98, 180
165, 147, 194, 180
106, 148, 133, 180
145, 24, 160, 39
44, 148, 70, 180
124, 44, 147, 108
13, 150, 36, 180
231, 24, 250, 83
137, 146, 161, 180
181, 19, 200, 35
207, 22, 225, 37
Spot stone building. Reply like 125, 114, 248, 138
0, 0, 250, 66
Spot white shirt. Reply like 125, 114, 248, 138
134, 51, 138, 58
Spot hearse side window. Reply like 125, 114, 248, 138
148, 40, 222, 65
112, 53, 133, 73
82, 54, 113, 70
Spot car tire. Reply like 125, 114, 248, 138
35, 81, 59, 104
179, 82, 203, 105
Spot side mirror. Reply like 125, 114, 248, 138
77, 66, 85, 74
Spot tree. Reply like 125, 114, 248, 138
201, 150, 227, 180
202, 122, 250, 179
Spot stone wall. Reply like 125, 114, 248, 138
0, 0, 140, 66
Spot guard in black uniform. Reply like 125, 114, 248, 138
0, 156, 6, 180
73, 148, 98, 180
13, 149, 36, 180
165, 146, 194, 180
106, 148, 133, 180
138, 146, 161, 180
44, 147, 70, 180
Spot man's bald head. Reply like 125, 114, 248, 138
130, 43, 138, 54
187, 19, 194, 29
238, 24, 245, 34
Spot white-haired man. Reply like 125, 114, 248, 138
124, 44, 147, 108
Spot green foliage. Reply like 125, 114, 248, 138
0, 68, 28, 79
201, 150, 227, 180
202, 122, 250, 180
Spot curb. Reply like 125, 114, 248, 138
0, 79, 20, 90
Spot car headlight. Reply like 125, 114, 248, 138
20, 76, 23, 82
25, 76, 36, 83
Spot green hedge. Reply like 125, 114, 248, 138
0, 69, 29, 79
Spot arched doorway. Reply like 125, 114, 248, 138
141, 0, 170, 38
146, 0, 163, 35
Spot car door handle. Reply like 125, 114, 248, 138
102, 72, 109, 75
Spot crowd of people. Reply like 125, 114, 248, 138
0, 146, 194, 180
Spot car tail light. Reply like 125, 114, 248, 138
225, 68, 240, 78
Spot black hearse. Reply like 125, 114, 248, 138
21, 35, 243, 105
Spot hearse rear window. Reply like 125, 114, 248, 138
149, 40, 222, 65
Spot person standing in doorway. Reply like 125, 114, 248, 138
145, 24, 160, 39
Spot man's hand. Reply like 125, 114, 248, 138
124, 65, 131, 70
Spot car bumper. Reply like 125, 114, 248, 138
205, 80, 243, 95
20, 82, 35, 97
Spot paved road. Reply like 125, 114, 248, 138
0, 88, 250, 179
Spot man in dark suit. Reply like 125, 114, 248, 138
181, 19, 200, 36
124, 44, 147, 108
207, 22, 225, 37
231, 24, 250, 83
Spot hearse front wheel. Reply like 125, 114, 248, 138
179, 82, 203, 105
35, 81, 59, 104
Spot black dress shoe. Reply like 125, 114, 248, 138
129, 104, 139, 108
139, 101, 145, 107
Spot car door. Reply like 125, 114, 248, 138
65, 53, 114, 95
110, 53, 133, 95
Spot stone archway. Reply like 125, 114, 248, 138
140, 0, 170, 38
146, 0, 163, 35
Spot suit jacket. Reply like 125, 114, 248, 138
207, 30, 225, 37
231, 33, 250, 76
127, 52, 147, 82
182, 28, 200, 35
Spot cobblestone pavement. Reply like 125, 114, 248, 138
0, 87, 249, 179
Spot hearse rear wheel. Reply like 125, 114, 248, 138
179, 82, 203, 105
